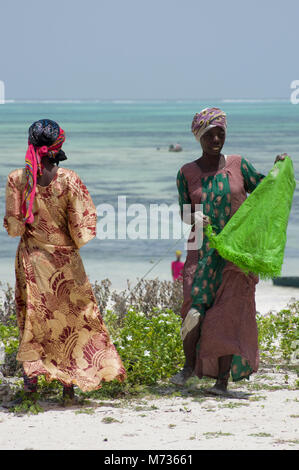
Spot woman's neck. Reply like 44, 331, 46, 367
37, 156, 58, 187
197, 153, 225, 172
42, 155, 56, 170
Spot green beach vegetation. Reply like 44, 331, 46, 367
0, 279, 298, 410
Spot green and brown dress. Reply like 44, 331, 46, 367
177, 154, 264, 382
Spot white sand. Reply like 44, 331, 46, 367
0, 369, 298, 450
255, 280, 299, 315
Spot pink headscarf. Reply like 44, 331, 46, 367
22, 128, 65, 224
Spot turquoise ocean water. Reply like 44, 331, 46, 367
0, 101, 298, 289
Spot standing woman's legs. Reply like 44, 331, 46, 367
170, 308, 202, 385
23, 369, 75, 401
62, 384, 75, 400
215, 354, 233, 390
23, 372, 38, 393
2, 370, 38, 408
24, 372, 76, 404
211, 355, 233, 393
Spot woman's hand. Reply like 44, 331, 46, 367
275, 153, 289, 164
193, 210, 211, 227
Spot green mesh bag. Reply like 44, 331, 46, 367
205, 157, 296, 279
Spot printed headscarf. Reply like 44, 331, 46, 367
191, 107, 227, 142
22, 119, 66, 224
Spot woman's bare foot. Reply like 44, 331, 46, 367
206, 383, 230, 396
170, 365, 194, 386
206, 372, 230, 396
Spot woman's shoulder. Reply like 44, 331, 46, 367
179, 160, 199, 177
226, 154, 243, 164
6, 168, 26, 187
57, 167, 80, 179
226, 154, 246, 171
57, 167, 90, 196
226, 155, 257, 172
7, 168, 24, 179
57, 167, 85, 186
180, 159, 199, 171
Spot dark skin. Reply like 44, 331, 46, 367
195, 127, 289, 393
36, 156, 58, 187
189, 127, 226, 227
198, 127, 287, 171
198, 126, 226, 171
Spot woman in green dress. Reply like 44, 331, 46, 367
170, 107, 287, 395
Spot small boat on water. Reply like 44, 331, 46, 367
272, 277, 299, 288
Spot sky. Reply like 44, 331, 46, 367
0, 0, 299, 100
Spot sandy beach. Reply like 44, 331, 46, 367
0, 367, 298, 451
255, 280, 299, 314
0, 281, 298, 451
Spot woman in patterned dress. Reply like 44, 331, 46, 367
3, 119, 126, 405
170, 108, 287, 395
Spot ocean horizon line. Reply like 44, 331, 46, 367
0, 98, 290, 105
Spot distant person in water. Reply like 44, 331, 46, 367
169, 144, 183, 152
171, 250, 184, 282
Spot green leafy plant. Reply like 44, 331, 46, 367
105, 307, 185, 385
256, 300, 299, 363
0, 318, 18, 355
1, 280, 298, 406
0, 282, 19, 355
10, 391, 44, 415
0, 283, 20, 376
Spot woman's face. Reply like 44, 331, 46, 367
200, 126, 225, 156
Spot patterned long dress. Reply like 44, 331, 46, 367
177, 155, 265, 382
4, 167, 126, 392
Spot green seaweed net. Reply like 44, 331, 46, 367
206, 157, 296, 279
